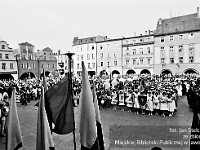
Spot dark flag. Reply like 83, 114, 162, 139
45, 75, 75, 134
79, 61, 100, 150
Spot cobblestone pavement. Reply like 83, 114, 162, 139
0, 96, 193, 150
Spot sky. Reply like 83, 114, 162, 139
0, 0, 200, 54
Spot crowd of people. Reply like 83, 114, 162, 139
0, 74, 198, 114
72, 74, 197, 118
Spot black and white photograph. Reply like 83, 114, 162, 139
0, 0, 200, 149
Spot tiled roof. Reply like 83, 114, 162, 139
155, 13, 200, 36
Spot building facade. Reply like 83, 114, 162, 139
72, 36, 107, 76
17, 44, 57, 79
122, 33, 154, 75
154, 7, 200, 76
0, 41, 18, 80
54, 50, 69, 76
96, 38, 123, 76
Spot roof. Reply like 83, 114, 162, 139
19, 42, 34, 47
72, 35, 107, 46
42, 47, 52, 51
155, 13, 200, 36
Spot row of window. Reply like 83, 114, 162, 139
160, 33, 194, 42
77, 45, 95, 51
126, 47, 151, 55
1, 63, 14, 69
161, 56, 194, 64
77, 63, 95, 69
21, 63, 55, 69
77, 54, 95, 60
125, 58, 152, 66
100, 61, 118, 67
0, 53, 9, 59
160, 45, 194, 57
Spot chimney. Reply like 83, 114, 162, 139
58, 50, 61, 55
145, 31, 147, 35
197, 7, 199, 18
148, 30, 151, 35
134, 32, 136, 36
158, 18, 162, 25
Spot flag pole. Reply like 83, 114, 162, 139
65, 52, 76, 150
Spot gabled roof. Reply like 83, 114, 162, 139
155, 13, 200, 36
19, 42, 34, 47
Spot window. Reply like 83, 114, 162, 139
44, 53, 46, 55
5, 54, 9, 59
161, 37, 165, 42
161, 58, 165, 64
126, 59, 129, 65
77, 63, 79, 69
189, 44, 194, 55
100, 45, 103, 50
92, 46, 94, 50
0, 53, 2, 59
189, 56, 194, 63
42, 64, 44, 68
147, 47, 151, 54
33, 64, 35, 68
179, 57, 183, 63
133, 59, 136, 65
140, 48, 143, 54
10, 63, 13, 69
170, 58, 174, 63
133, 49, 136, 55
140, 39, 144, 42
92, 63, 95, 68
114, 61, 117, 66
169, 35, 174, 41
179, 34, 183, 40
126, 47, 129, 50
52, 64, 54, 68
100, 62, 103, 66
178, 45, 183, 52
147, 58, 151, 64
77, 55, 79, 60
107, 61, 110, 67
114, 52, 116, 57
140, 59, 143, 65
169, 46, 174, 52
189, 33, 194, 39
87, 54, 90, 60
107, 52, 109, 57
81, 54, 83, 60
1, 45, 5, 49
2, 63, 6, 70
22, 64, 24, 68
161, 47, 165, 57
100, 53, 103, 59
47, 64, 50, 68
92, 54, 94, 59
